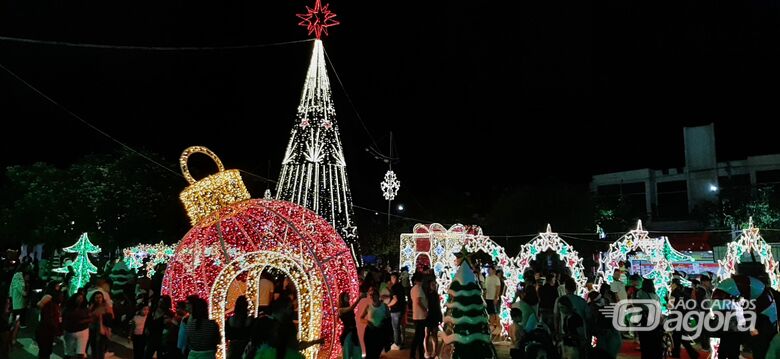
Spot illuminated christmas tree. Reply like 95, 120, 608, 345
443, 249, 497, 359
276, 0, 361, 265
54, 232, 101, 294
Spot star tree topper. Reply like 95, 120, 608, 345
297, 0, 340, 39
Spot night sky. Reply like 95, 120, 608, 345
1, 0, 779, 226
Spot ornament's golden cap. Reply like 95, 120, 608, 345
179, 146, 250, 225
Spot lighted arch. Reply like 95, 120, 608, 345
514, 224, 587, 297
711, 218, 780, 359
460, 234, 521, 334
399, 224, 520, 336
595, 221, 693, 310
717, 217, 779, 289
210, 251, 322, 359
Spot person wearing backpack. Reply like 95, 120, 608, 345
556, 296, 586, 359
553, 277, 590, 358
588, 290, 620, 358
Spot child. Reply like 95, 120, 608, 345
131, 305, 149, 359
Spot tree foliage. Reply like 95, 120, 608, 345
0, 149, 187, 251
696, 185, 780, 229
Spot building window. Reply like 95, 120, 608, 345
596, 182, 647, 218
756, 170, 780, 185
657, 180, 688, 219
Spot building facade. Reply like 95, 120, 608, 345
592, 124, 780, 228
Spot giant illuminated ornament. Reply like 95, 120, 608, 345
399, 224, 521, 336
514, 224, 587, 296
161, 146, 358, 359
276, 0, 361, 266
596, 220, 693, 311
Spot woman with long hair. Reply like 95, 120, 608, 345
62, 292, 91, 359
36, 281, 63, 359
89, 291, 114, 359
360, 287, 390, 359
424, 280, 442, 359
339, 292, 363, 359
226, 296, 253, 359
185, 297, 220, 359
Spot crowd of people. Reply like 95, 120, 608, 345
507, 262, 780, 359
4, 252, 780, 359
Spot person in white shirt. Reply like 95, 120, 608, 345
131, 305, 149, 359
409, 273, 428, 359
484, 266, 502, 340
609, 269, 628, 302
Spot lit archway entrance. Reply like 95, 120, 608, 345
211, 251, 322, 359
595, 221, 693, 312
514, 225, 587, 297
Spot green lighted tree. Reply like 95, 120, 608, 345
54, 233, 101, 294
443, 250, 497, 359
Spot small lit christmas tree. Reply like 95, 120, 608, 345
54, 233, 101, 294
443, 249, 497, 359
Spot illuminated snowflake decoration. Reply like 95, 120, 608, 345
380, 170, 401, 201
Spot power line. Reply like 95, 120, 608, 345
5, 58, 779, 242
0, 62, 183, 179
322, 46, 381, 152
0, 35, 313, 51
